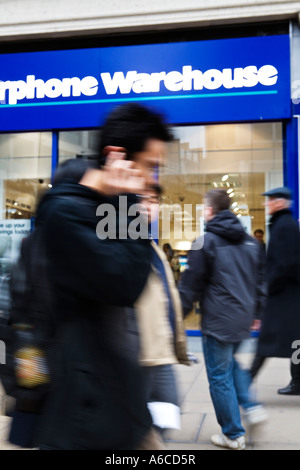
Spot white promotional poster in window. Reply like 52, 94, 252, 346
0, 220, 31, 262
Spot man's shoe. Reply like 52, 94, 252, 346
244, 405, 268, 426
277, 382, 300, 396
211, 433, 245, 450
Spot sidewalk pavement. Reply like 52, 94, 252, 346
0, 337, 299, 450
164, 337, 300, 451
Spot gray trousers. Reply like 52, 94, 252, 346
143, 364, 179, 406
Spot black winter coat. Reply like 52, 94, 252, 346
179, 210, 266, 343
33, 182, 153, 450
256, 209, 300, 358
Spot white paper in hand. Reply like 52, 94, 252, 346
147, 402, 181, 430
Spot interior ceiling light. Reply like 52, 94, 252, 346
229, 192, 235, 198
222, 175, 229, 182
227, 188, 233, 194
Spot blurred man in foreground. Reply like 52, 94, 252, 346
34, 103, 173, 450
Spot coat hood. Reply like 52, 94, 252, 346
205, 209, 246, 242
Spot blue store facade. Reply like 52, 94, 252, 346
0, 22, 298, 332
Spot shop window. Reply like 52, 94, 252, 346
0, 131, 51, 309
0, 132, 52, 264
58, 130, 100, 164
159, 122, 283, 331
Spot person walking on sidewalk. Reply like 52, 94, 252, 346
250, 187, 300, 395
33, 103, 173, 450
131, 184, 190, 449
179, 188, 267, 451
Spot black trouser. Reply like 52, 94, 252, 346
291, 361, 300, 384
142, 364, 179, 436
250, 354, 266, 379
250, 354, 300, 384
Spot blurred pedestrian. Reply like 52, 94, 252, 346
251, 229, 267, 333
162, 243, 173, 264
250, 187, 300, 396
179, 189, 267, 451
170, 254, 181, 286
253, 229, 265, 245
162, 243, 181, 285
32, 103, 173, 450
130, 184, 189, 449
5, 158, 98, 449
253, 229, 266, 253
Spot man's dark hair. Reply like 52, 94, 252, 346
98, 103, 173, 166
254, 229, 264, 236
205, 189, 231, 215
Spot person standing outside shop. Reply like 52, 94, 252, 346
162, 243, 173, 264
253, 229, 266, 253
179, 188, 267, 451
170, 253, 181, 286
162, 243, 181, 285
251, 229, 267, 333
253, 229, 265, 245
250, 187, 300, 395
33, 103, 173, 450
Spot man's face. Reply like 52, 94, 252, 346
133, 138, 166, 188
265, 197, 286, 215
254, 232, 264, 243
204, 200, 214, 222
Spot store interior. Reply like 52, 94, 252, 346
159, 122, 283, 330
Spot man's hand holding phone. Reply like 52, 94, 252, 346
79, 150, 146, 196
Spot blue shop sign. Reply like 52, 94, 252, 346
0, 35, 291, 131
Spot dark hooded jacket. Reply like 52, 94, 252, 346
179, 210, 266, 343
31, 180, 153, 450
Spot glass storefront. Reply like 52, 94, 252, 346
159, 122, 283, 330
0, 32, 294, 336
0, 122, 284, 331
0, 131, 52, 309
0, 132, 52, 262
